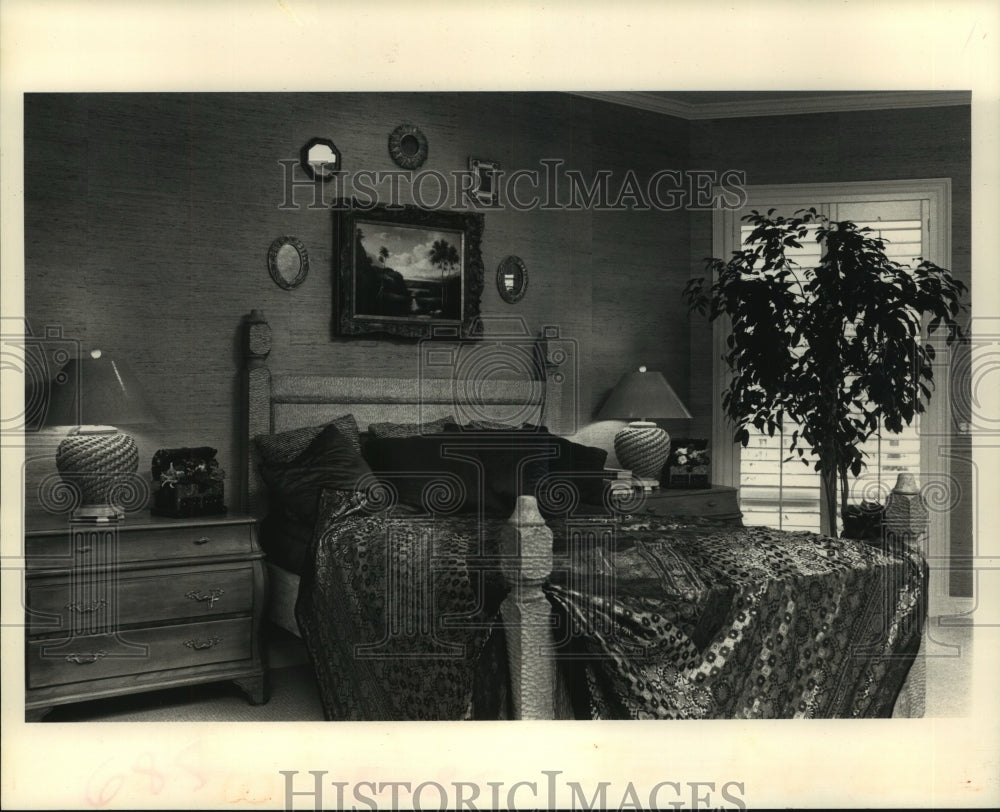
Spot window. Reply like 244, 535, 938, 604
710, 180, 953, 608
733, 200, 926, 532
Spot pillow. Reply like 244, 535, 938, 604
459, 419, 527, 432
363, 434, 491, 514
442, 423, 608, 509
542, 434, 609, 512
367, 415, 456, 440
255, 413, 362, 466
259, 423, 372, 525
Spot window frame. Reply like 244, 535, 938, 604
710, 178, 956, 614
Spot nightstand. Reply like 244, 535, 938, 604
636, 486, 742, 524
24, 512, 268, 721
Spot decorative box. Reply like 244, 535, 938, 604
665, 439, 711, 489
151, 447, 227, 517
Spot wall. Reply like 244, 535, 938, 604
23, 92, 694, 516
25, 94, 972, 596
686, 104, 973, 595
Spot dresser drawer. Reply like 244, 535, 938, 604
26, 617, 253, 689
645, 488, 741, 519
26, 521, 256, 571
27, 565, 255, 635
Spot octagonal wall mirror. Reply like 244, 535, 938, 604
268, 236, 309, 290
300, 137, 342, 181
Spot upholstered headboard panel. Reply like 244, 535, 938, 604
240, 311, 567, 516
268, 375, 545, 434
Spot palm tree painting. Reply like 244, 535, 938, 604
428, 238, 460, 315
353, 222, 464, 320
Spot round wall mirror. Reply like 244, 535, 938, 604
300, 137, 342, 181
496, 255, 528, 304
388, 123, 428, 170
268, 236, 309, 290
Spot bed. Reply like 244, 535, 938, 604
240, 310, 929, 720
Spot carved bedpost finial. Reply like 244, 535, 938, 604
500, 495, 556, 720
245, 309, 272, 367
501, 496, 552, 581
884, 473, 928, 551
243, 310, 272, 515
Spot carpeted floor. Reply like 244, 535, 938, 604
40, 626, 325, 723
42, 663, 324, 723
35, 620, 973, 722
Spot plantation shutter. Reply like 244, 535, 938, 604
736, 200, 927, 532
837, 201, 925, 507
737, 218, 824, 531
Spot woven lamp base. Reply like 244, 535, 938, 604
55, 428, 139, 521
613, 421, 670, 481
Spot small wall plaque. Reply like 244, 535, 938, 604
268, 236, 309, 290
496, 255, 528, 304
469, 157, 500, 206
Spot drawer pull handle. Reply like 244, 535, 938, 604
186, 588, 225, 608
184, 636, 222, 651
707, 500, 717, 507
65, 599, 108, 614
65, 651, 107, 665
75, 546, 92, 555
194, 536, 211, 545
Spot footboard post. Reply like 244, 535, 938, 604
884, 473, 929, 549
500, 495, 555, 720
884, 472, 929, 719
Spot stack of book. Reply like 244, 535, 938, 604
603, 467, 658, 493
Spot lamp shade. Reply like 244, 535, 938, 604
597, 366, 691, 482
39, 350, 157, 522
596, 367, 692, 421
42, 350, 158, 429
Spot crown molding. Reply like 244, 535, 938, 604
573, 90, 971, 120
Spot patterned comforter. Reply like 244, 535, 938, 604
295, 492, 926, 720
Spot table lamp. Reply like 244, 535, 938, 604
41, 349, 158, 521
597, 366, 691, 486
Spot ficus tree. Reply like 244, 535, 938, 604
684, 208, 967, 537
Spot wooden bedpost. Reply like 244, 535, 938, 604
500, 495, 556, 720
883, 473, 929, 549
242, 309, 272, 516
884, 472, 929, 719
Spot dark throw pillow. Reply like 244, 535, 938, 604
255, 413, 362, 466
260, 422, 372, 525
439, 424, 610, 515
363, 434, 496, 515
367, 416, 456, 440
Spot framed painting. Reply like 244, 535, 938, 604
334, 201, 485, 338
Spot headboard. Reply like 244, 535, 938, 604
240, 310, 569, 517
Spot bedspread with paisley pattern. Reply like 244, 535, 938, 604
546, 515, 926, 719
295, 492, 926, 720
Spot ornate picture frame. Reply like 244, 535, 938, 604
300, 137, 342, 181
334, 201, 485, 339
388, 123, 428, 170
267, 235, 309, 290
468, 157, 500, 206
496, 255, 528, 303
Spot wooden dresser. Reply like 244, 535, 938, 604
24, 512, 268, 720
635, 485, 743, 524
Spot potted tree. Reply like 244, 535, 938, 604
685, 208, 966, 538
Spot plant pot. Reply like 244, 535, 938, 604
668, 464, 711, 489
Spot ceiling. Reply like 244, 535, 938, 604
574, 90, 971, 119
